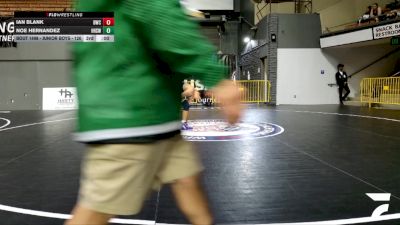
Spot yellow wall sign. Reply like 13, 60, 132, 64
383, 86, 390, 91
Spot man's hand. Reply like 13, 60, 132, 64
212, 80, 243, 124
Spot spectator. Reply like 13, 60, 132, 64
385, 1, 400, 20
370, 3, 382, 21
359, 6, 372, 24
386, 9, 400, 20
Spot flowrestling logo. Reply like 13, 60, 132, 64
367, 193, 391, 217
182, 119, 284, 141
0, 17, 16, 47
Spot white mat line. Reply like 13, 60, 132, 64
0, 204, 155, 224
275, 110, 400, 123
0, 203, 400, 225
0, 118, 76, 132
0, 118, 11, 129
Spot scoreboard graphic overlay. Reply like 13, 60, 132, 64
13, 12, 114, 42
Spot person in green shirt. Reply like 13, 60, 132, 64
66, 1, 242, 225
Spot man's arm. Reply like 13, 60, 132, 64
345, 71, 351, 79
335, 72, 340, 85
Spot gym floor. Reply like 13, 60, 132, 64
0, 105, 399, 225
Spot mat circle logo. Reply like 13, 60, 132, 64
182, 119, 284, 141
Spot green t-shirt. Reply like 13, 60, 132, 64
73, 0, 225, 142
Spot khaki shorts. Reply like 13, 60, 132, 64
78, 135, 203, 215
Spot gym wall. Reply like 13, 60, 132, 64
274, 14, 337, 105
278, 14, 321, 49
240, 14, 322, 105
199, 22, 240, 56
241, 0, 255, 26
0, 44, 72, 110
254, 2, 295, 24
277, 49, 339, 105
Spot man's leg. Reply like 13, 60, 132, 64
171, 174, 213, 225
65, 205, 113, 225
66, 143, 169, 225
182, 100, 192, 130
338, 86, 344, 104
343, 84, 351, 100
182, 109, 189, 122
158, 137, 212, 225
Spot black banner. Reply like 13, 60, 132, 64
14, 12, 114, 18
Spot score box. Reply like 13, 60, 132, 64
103, 18, 114, 26
103, 26, 114, 34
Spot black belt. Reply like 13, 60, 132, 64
87, 130, 181, 144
